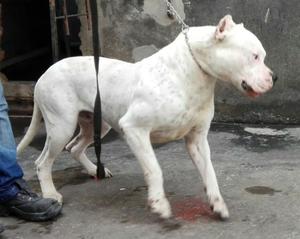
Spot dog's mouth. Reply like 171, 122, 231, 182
241, 81, 261, 98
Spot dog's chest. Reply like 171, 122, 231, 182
150, 99, 213, 143
145, 77, 215, 143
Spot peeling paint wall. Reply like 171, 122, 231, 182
76, 0, 93, 55
78, 0, 300, 124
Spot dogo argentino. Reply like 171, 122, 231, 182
17, 15, 276, 219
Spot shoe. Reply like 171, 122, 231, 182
1, 179, 62, 222
0, 224, 4, 233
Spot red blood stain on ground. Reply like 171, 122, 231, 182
172, 197, 216, 222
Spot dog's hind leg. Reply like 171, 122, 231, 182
66, 112, 112, 177
185, 127, 229, 219
119, 116, 171, 219
36, 118, 77, 203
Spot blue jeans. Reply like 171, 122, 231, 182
0, 82, 23, 203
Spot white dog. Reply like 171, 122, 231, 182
17, 15, 276, 220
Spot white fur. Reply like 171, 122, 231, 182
17, 15, 273, 219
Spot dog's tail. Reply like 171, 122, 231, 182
17, 102, 43, 155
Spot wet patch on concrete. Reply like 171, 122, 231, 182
27, 167, 93, 193
87, 182, 175, 229
232, 132, 288, 152
159, 218, 182, 232
133, 185, 148, 192
211, 123, 300, 152
1, 219, 52, 235
245, 186, 282, 195
31, 221, 53, 235
244, 127, 288, 136
4, 224, 20, 230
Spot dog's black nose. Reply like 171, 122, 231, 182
272, 74, 278, 84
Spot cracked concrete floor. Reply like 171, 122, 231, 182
1, 118, 300, 239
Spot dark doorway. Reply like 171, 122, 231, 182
1, 0, 81, 82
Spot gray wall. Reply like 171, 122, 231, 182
79, 0, 300, 124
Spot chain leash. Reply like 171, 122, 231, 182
164, 0, 189, 32
164, 0, 204, 72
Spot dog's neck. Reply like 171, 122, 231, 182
180, 26, 219, 78
140, 27, 217, 106
160, 26, 218, 88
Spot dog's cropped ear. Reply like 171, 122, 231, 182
215, 15, 236, 41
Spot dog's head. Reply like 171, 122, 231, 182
197, 15, 277, 97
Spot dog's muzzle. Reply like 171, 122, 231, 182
241, 80, 260, 97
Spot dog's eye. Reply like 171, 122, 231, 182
254, 54, 259, 60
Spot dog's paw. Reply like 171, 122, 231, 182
43, 192, 63, 204
209, 195, 229, 220
105, 167, 113, 178
148, 197, 172, 219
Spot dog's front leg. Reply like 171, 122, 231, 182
185, 128, 229, 219
120, 123, 171, 219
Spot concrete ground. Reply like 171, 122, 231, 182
1, 118, 300, 239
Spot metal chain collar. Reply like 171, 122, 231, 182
164, 0, 204, 72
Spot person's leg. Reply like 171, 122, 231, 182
0, 82, 62, 221
0, 82, 23, 203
